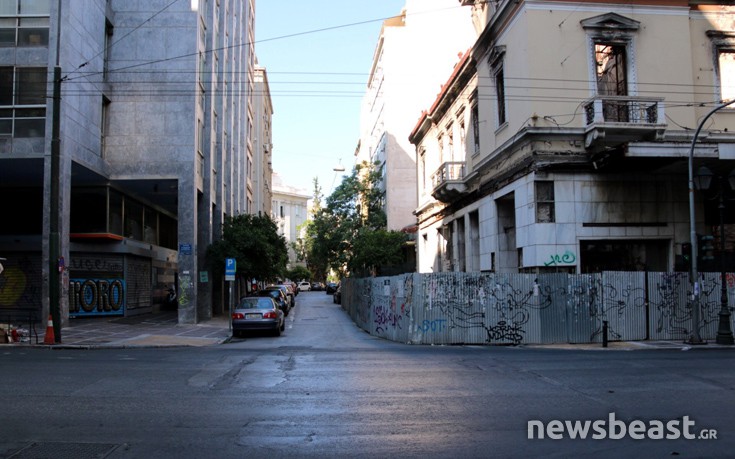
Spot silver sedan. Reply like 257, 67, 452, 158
231, 296, 285, 337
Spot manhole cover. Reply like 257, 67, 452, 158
9, 442, 120, 459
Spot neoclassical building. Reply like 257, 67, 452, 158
410, 1, 735, 274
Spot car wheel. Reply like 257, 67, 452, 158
280, 321, 285, 331
274, 325, 282, 337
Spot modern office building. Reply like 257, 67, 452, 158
0, 0, 258, 331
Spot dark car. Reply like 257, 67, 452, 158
311, 282, 324, 291
333, 284, 341, 304
325, 282, 338, 294
267, 284, 295, 308
231, 296, 285, 337
255, 289, 290, 316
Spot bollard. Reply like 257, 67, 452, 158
602, 320, 608, 348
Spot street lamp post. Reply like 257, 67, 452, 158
695, 166, 735, 345
687, 98, 735, 344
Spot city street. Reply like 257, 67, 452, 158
1, 291, 734, 458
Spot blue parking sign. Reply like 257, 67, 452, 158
225, 258, 236, 281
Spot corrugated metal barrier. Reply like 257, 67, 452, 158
341, 271, 735, 345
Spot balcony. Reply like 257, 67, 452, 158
431, 161, 467, 203
583, 96, 666, 149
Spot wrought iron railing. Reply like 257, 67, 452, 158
584, 96, 664, 125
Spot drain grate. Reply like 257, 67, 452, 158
8, 442, 120, 459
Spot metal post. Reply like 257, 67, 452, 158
602, 320, 608, 348
49, 66, 62, 343
228, 281, 233, 334
717, 178, 734, 345
687, 99, 735, 344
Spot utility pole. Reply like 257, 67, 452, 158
49, 66, 62, 343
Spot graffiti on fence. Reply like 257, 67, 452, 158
487, 320, 525, 343
417, 319, 447, 333
357, 280, 371, 326
483, 278, 553, 344
650, 272, 690, 336
374, 305, 402, 333
402, 275, 413, 317
594, 278, 646, 341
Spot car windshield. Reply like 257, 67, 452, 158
239, 297, 274, 309
258, 290, 281, 299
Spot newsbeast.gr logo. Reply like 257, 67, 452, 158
528, 413, 718, 440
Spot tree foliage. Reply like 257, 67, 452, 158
287, 265, 312, 282
304, 160, 407, 278
206, 213, 288, 281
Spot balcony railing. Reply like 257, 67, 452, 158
430, 161, 467, 202
583, 96, 666, 148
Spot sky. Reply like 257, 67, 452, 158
255, 0, 406, 196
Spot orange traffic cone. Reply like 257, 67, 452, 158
43, 314, 55, 345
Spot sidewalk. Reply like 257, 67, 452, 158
25, 311, 232, 349
3, 311, 734, 350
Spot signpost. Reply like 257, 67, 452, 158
226, 258, 236, 333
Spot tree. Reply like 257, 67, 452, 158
349, 228, 408, 277
287, 265, 311, 282
206, 213, 288, 282
304, 160, 407, 278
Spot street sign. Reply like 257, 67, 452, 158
225, 258, 236, 281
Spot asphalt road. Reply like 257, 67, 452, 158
1, 291, 734, 458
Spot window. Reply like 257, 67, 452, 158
471, 101, 480, 155
582, 13, 640, 111
419, 148, 426, 192
535, 181, 555, 223
0, 66, 47, 138
595, 43, 629, 122
0, 0, 51, 48
488, 45, 507, 129
100, 96, 110, 156
494, 65, 506, 126
718, 49, 735, 102
103, 20, 113, 81
446, 122, 454, 160
437, 133, 444, 164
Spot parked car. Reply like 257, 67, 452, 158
311, 282, 324, 291
255, 289, 290, 316
231, 296, 285, 337
298, 281, 311, 292
269, 283, 296, 308
333, 284, 341, 304
325, 282, 338, 294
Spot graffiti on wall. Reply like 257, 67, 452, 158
0, 255, 42, 309
544, 250, 576, 267
69, 278, 125, 317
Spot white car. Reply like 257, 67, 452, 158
298, 281, 311, 292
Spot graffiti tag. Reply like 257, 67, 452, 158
544, 250, 576, 266
417, 319, 447, 333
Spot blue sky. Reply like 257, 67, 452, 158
255, 0, 405, 196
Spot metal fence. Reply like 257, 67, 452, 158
341, 271, 735, 345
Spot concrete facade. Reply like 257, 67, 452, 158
357, 0, 476, 232
410, 1, 735, 274
0, 0, 259, 327
253, 65, 274, 217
